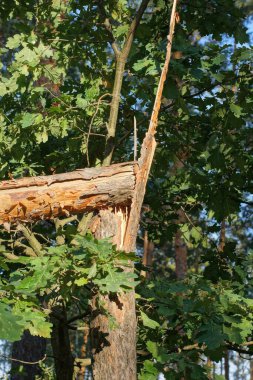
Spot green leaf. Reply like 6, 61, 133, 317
6, 34, 23, 49
197, 323, 225, 349
0, 83, 7, 96
230, 103, 243, 118
146, 341, 167, 363
88, 262, 97, 279
94, 271, 138, 293
212, 54, 226, 65
133, 59, 153, 72
74, 277, 88, 286
76, 95, 88, 109
114, 24, 128, 38
139, 360, 159, 379
20, 113, 37, 128
140, 311, 160, 329
0, 303, 24, 342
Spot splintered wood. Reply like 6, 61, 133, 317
0, 162, 137, 223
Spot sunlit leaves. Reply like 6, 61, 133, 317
140, 311, 160, 329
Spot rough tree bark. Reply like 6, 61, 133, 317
90, 3, 178, 378
90, 209, 137, 380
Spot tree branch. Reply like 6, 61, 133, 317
121, 0, 150, 59
102, 0, 150, 166
226, 345, 253, 356
67, 311, 89, 324
97, 1, 121, 58
17, 224, 43, 256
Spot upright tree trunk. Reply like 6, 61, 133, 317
90, 6, 178, 377
250, 358, 253, 380
76, 326, 90, 380
11, 331, 46, 380
171, 155, 188, 280
224, 350, 229, 380
90, 209, 137, 380
50, 305, 74, 380
175, 227, 187, 280
142, 230, 154, 279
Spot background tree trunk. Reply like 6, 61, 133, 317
76, 326, 90, 380
224, 350, 229, 380
11, 331, 46, 380
250, 358, 253, 380
175, 227, 187, 280
172, 157, 188, 280
50, 305, 74, 380
142, 230, 154, 279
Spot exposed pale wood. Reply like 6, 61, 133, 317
0, 162, 137, 223
90, 6, 177, 377
124, 0, 178, 251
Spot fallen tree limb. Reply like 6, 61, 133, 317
0, 162, 137, 223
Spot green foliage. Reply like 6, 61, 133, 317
0, 0, 252, 378
0, 232, 137, 342
137, 263, 253, 379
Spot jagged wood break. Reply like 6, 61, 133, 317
0, 162, 138, 223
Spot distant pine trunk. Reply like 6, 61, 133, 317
142, 230, 154, 279
173, 158, 188, 280
224, 350, 229, 380
50, 305, 74, 380
175, 228, 188, 280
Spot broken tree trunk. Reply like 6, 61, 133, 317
90, 1, 178, 379
124, 0, 178, 252
90, 209, 137, 380
3, 2, 178, 379
0, 162, 137, 223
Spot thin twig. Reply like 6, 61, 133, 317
0, 354, 47, 365
86, 93, 111, 167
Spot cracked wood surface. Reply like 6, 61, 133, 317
0, 162, 138, 223
123, 0, 178, 252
